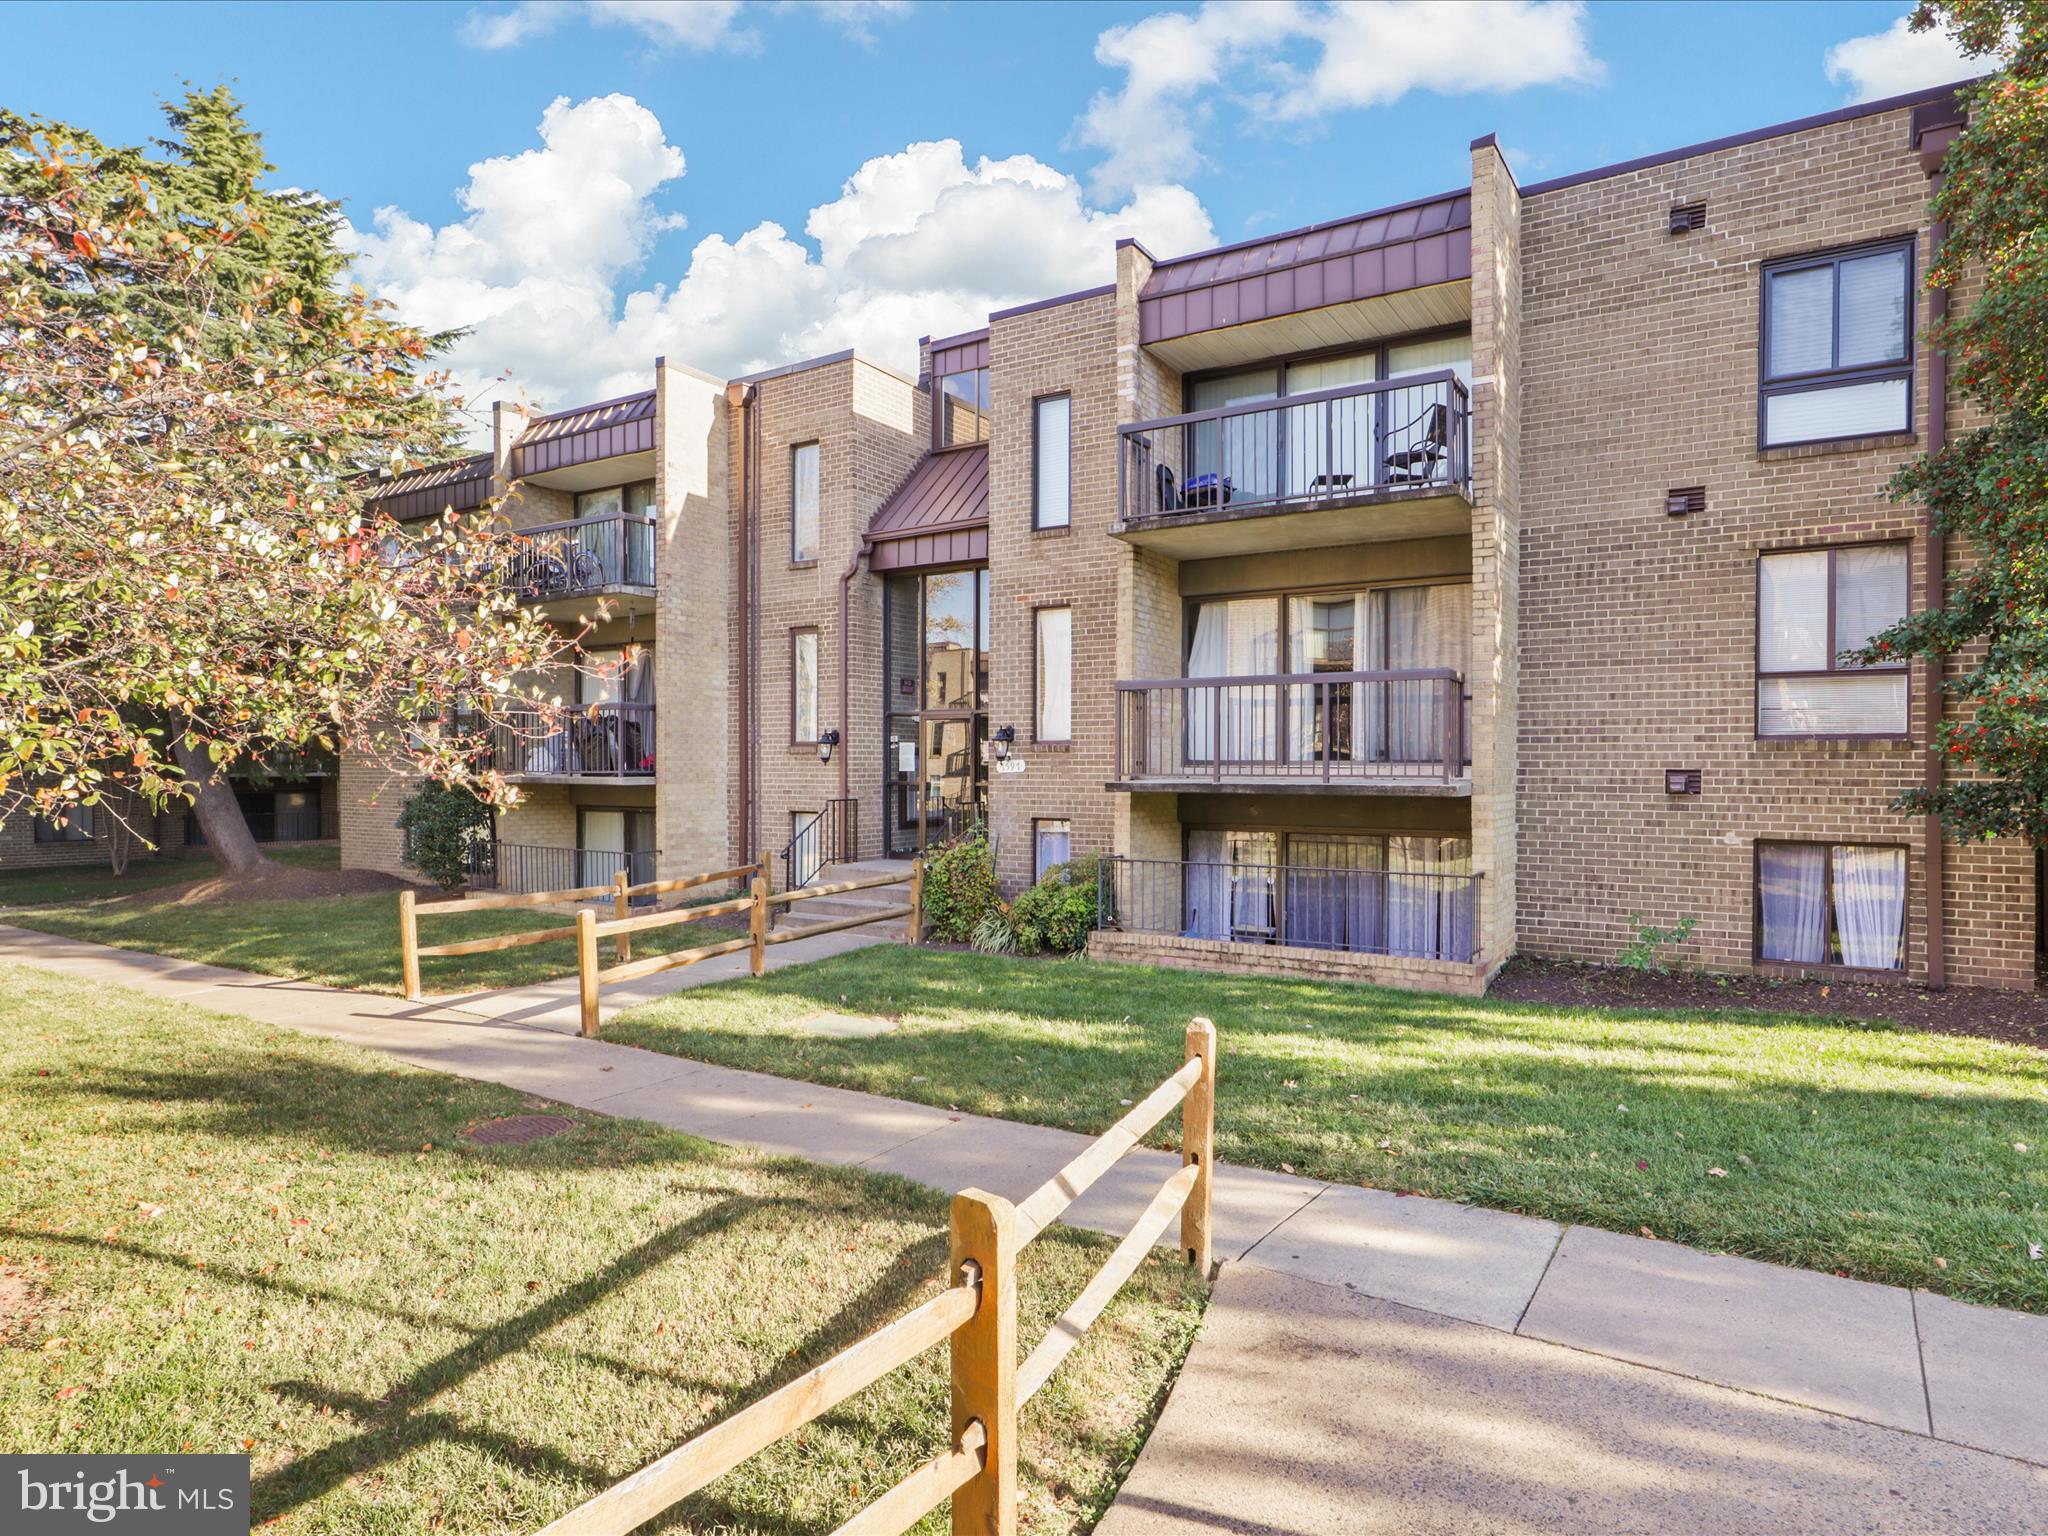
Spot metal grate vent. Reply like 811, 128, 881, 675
1665, 769, 1703, 796
1665, 486, 1706, 517
1669, 202, 1707, 234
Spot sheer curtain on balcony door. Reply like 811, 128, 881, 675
1361, 584, 1470, 765
1283, 352, 1375, 500
1186, 598, 1278, 767
1185, 829, 1276, 942
1383, 336, 1472, 485
1187, 368, 1279, 505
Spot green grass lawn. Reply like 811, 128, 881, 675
607, 947, 2048, 1314
0, 965, 1204, 1534
1, 869, 745, 997
0, 845, 341, 908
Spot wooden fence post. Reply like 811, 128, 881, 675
949, 1188, 1017, 1536
1181, 1017, 1216, 1275
576, 907, 601, 1038
612, 871, 633, 964
749, 852, 770, 978
398, 890, 423, 1002
906, 854, 925, 946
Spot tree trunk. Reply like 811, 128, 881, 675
171, 731, 274, 875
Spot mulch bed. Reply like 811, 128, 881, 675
1490, 955, 2048, 1051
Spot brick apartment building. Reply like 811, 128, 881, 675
342, 77, 2037, 996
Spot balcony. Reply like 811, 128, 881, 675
503, 513, 656, 613
1111, 670, 1468, 794
1097, 855, 1481, 965
1115, 372, 1470, 557
464, 840, 657, 898
482, 703, 656, 783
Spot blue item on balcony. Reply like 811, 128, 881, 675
1182, 472, 1233, 508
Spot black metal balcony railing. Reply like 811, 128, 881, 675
1098, 856, 1481, 964
503, 513, 656, 601
481, 703, 656, 779
1114, 670, 1468, 785
1118, 371, 1470, 525
464, 840, 657, 899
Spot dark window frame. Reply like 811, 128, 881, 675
789, 626, 821, 747
1754, 539, 1912, 742
1031, 392, 1073, 531
32, 803, 94, 843
790, 442, 821, 565
1757, 236, 1916, 451
573, 479, 657, 520
1752, 837, 1909, 975
1031, 602, 1073, 746
933, 367, 992, 448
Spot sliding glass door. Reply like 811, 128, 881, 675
884, 568, 991, 854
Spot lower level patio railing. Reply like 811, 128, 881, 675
465, 841, 656, 901
1098, 854, 1480, 964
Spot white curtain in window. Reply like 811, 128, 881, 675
1758, 551, 1829, 670
1284, 835, 1383, 953
1759, 673, 1907, 736
793, 632, 818, 742
1385, 836, 1469, 959
1768, 266, 1834, 376
1285, 593, 1364, 765
1837, 249, 1908, 367
1283, 353, 1374, 499
792, 443, 820, 560
1035, 821, 1071, 881
1833, 845, 1905, 969
1034, 396, 1071, 528
1188, 369, 1279, 504
1361, 585, 1470, 765
580, 810, 625, 887
1035, 607, 1071, 741
1185, 599, 1276, 763
1834, 544, 1909, 659
1185, 828, 1230, 939
1759, 843, 1827, 963
1765, 379, 1910, 445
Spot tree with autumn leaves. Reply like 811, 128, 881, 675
0, 89, 580, 873
1856, 2, 2048, 845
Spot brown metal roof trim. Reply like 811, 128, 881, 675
928, 330, 990, 378
868, 442, 988, 540
363, 452, 494, 523
509, 389, 656, 478
1138, 190, 1472, 346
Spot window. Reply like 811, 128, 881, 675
791, 443, 820, 562
1757, 841, 1905, 971
791, 630, 819, 744
1761, 240, 1913, 447
1757, 544, 1909, 737
1034, 819, 1072, 882
1033, 394, 1071, 529
1035, 606, 1071, 743
32, 803, 93, 843
574, 481, 655, 520
938, 367, 991, 446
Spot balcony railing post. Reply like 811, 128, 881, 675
1321, 681, 1333, 784
1211, 686, 1222, 783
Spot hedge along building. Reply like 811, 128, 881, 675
343, 76, 2038, 996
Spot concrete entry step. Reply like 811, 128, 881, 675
773, 860, 917, 936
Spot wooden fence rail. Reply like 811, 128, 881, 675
396, 855, 923, 1037
536, 1020, 1219, 1536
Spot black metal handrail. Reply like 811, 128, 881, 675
480, 702, 656, 778
1114, 669, 1468, 785
781, 797, 859, 890
1097, 855, 1481, 963
465, 840, 657, 899
1118, 371, 1469, 524
503, 513, 656, 600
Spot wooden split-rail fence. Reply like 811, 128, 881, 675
534, 1020, 1219, 1535
397, 852, 925, 1036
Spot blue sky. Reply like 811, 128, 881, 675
0, 1, 1976, 416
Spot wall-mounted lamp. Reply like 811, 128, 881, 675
817, 728, 840, 766
991, 724, 1017, 763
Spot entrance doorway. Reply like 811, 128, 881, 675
884, 568, 990, 854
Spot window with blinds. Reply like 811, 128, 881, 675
1756, 543, 1909, 737
1760, 240, 1912, 448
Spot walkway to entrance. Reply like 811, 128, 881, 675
3, 923, 2043, 1527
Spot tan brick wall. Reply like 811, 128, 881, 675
986, 291, 1121, 892
1514, 100, 2033, 988
732, 356, 925, 873
339, 756, 415, 878
1087, 929, 1492, 995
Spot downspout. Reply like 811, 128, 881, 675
837, 540, 869, 805
735, 383, 760, 867
1924, 206, 1950, 989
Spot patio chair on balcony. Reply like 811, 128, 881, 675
1154, 463, 1180, 514
1383, 402, 1449, 485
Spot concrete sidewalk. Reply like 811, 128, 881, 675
3, 923, 2044, 1484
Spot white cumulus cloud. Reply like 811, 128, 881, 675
1824, 12, 1981, 103
342, 97, 1216, 428
1079, 0, 1603, 199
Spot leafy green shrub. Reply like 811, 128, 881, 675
1010, 856, 1100, 955
919, 829, 999, 942
970, 907, 1019, 956
396, 782, 492, 891
1617, 912, 1698, 972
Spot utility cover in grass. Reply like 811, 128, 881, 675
789, 1009, 898, 1038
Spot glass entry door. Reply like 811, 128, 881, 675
884, 567, 990, 854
